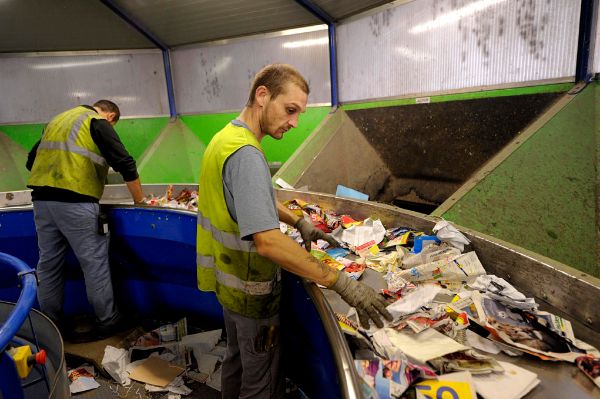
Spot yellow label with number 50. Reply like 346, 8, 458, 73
415, 380, 475, 399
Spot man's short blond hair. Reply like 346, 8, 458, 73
247, 63, 309, 106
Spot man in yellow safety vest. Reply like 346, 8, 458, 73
27, 100, 144, 341
196, 64, 392, 398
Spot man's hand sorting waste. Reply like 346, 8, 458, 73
295, 218, 338, 250
331, 271, 393, 328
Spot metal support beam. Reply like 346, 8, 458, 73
99, 0, 177, 119
294, 0, 339, 108
575, 0, 599, 82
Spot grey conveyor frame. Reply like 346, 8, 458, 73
2, 184, 600, 399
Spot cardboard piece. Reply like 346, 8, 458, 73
129, 357, 185, 387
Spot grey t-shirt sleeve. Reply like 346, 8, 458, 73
223, 145, 279, 240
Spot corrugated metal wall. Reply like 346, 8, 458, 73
0, 51, 169, 124
171, 27, 331, 114
337, 0, 580, 102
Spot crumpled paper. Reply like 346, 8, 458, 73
433, 220, 471, 251
101, 346, 131, 386
469, 275, 537, 310
386, 284, 442, 319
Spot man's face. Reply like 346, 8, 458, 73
259, 83, 308, 140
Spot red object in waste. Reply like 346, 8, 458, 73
27, 349, 46, 366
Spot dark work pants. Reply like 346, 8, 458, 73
221, 307, 283, 399
33, 201, 119, 327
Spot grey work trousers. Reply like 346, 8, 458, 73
221, 307, 283, 399
33, 201, 119, 326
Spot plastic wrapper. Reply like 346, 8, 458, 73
283, 200, 304, 217
365, 252, 399, 273
310, 249, 344, 270
326, 247, 350, 259
341, 259, 366, 280
303, 203, 330, 232
393, 309, 452, 334
399, 252, 486, 283
341, 215, 362, 228
381, 227, 411, 248
428, 349, 504, 375
324, 209, 341, 231
402, 245, 461, 269
576, 356, 600, 388
446, 291, 486, 325
68, 366, 99, 394
412, 235, 441, 253
433, 220, 471, 251
384, 272, 410, 293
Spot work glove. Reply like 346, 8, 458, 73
295, 218, 338, 251
330, 271, 393, 329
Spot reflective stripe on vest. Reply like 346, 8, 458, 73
196, 254, 281, 296
197, 211, 256, 252
27, 106, 108, 199
37, 141, 107, 167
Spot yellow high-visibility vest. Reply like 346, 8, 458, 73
27, 106, 108, 199
197, 122, 281, 318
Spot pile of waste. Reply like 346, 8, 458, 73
281, 199, 600, 399
144, 185, 198, 210
68, 319, 225, 396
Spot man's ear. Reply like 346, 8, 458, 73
255, 86, 270, 107
106, 112, 116, 124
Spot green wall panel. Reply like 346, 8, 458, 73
137, 119, 206, 184
0, 133, 29, 191
181, 106, 330, 163
443, 83, 597, 276
341, 83, 573, 111
181, 112, 237, 145
0, 117, 168, 160
0, 124, 46, 152
114, 117, 169, 160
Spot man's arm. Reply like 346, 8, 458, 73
253, 228, 392, 328
253, 228, 338, 287
90, 119, 144, 202
90, 119, 139, 181
126, 177, 144, 204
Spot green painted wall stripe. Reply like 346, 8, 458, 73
181, 112, 237, 146
0, 124, 46, 151
181, 107, 330, 163
137, 119, 205, 184
341, 83, 573, 111
114, 117, 170, 160
0, 118, 170, 161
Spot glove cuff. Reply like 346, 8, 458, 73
294, 218, 306, 229
330, 270, 350, 292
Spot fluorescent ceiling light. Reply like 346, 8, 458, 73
282, 37, 328, 49
409, 0, 507, 34
31, 58, 120, 70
